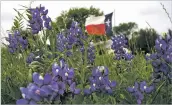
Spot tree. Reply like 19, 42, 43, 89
134, 28, 158, 53
113, 22, 138, 37
52, 6, 104, 33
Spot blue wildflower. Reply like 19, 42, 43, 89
87, 42, 95, 64
7, 30, 28, 53
17, 59, 80, 104
84, 66, 117, 95
149, 33, 172, 82
28, 5, 51, 34
26, 53, 35, 64
140, 81, 154, 94
111, 35, 134, 61
70, 82, 81, 95
127, 81, 154, 104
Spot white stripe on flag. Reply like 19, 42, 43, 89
85, 15, 105, 26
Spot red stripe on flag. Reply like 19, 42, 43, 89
86, 24, 106, 35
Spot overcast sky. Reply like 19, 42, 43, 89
1, 0, 172, 43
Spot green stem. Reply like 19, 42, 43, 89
81, 42, 88, 89
166, 78, 169, 103
42, 29, 47, 47
31, 34, 40, 50
150, 80, 166, 104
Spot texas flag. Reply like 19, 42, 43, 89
85, 12, 113, 36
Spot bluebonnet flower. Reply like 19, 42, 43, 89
7, 33, 18, 53
13, 30, 21, 38
111, 35, 134, 61
67, 21, 87, 46
127, 81, 154, 104
67, 21, 87, 51
134, 91, 144, 105
83, 88, 92, 95
70, 82, 81, 95
154, 35, 172, 63
66, 51, 72, 57
43, 16, 52, 30
69, 21, 83, 37
56, 21, 87, 58
84, 66, 117, 95
127, 82, 139, 93
19, 37, 28, 50
140, 81, 154, 94
50, 81, 66, 95
67, 31, 77, 45
123, 48, 134, 60
57, 81, 66, 95
56, 33, 67, 52
6, 30, 28, 54
87, 42, 96, 64
17, 59, 80, 104
149, 33, 172, 82
26, 53, 35, 64
51, 59, 79, 96
50, 59, 78, 96
155, 38, 167, 53
28, 5, 51, 34
111, 35, 128, 50
52, 60, 74, 82
80, 46, 85, 53
16, 73, 53, 104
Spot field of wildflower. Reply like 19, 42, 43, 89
1, 4, 172, 105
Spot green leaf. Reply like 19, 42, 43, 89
92, 93, 99, 103
28, 69, 32, 82
26, 13, 32, 20
19, 4, 29, 8
71, 94, 84, 104
150, 80, 166, 104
